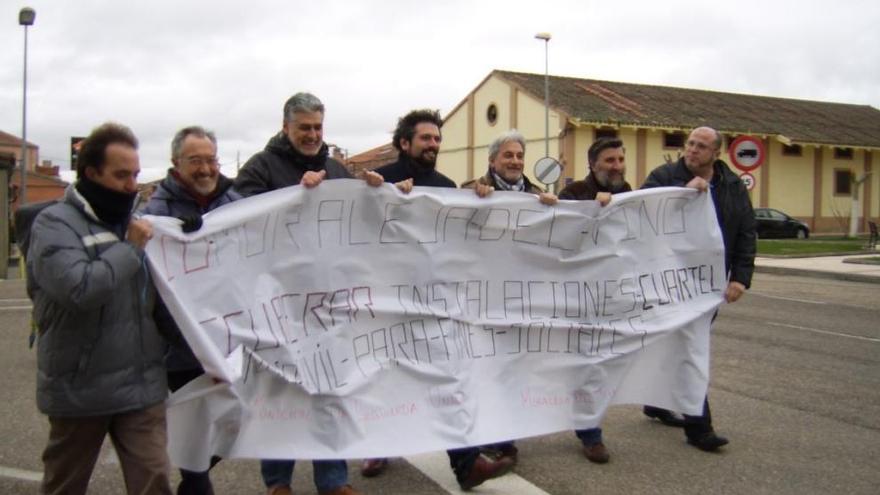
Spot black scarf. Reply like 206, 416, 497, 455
75, 177, 137, 226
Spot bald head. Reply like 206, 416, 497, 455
684, 126, 723, 179
692, 126, 723, 151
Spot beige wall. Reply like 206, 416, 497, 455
440, 149, 469, 186
515, 87, 560, 185
473, 77, 511, 149
437, 101, 470, 182
440, 74, 564, 187
765, 141, 814, 217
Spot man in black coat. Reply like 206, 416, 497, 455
640, 126, 757, 452
235, 93, 351, 197
235, 92, 362, 495
365, 109, 516, 491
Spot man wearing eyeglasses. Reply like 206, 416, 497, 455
143, 125, 242, 495
640, 126, 756, 452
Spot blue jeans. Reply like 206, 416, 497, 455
260, 459, 348, 493
575, 427, 603, 446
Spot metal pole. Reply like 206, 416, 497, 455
20, 23, 30, 206
544, 39, 549, 159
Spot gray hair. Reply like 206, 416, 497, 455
488, 129, 526, 162
283, 92, 325, 123
171, 126, 217, 159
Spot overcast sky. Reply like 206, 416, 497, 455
1, 0, 877, 183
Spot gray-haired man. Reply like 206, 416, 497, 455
235, 93, 359, 495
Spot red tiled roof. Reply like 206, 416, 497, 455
0, 130, 37, 148
495, 70, 880, 147
348, 142, 397, 171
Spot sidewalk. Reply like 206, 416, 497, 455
755, 253, 880, 284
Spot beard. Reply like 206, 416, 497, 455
595, 169, 627, 192
191, 177, 218, 196
411, 149, 437, 169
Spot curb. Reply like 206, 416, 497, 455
754, 265, 880, 285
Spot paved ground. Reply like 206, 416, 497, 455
1, 269, 878, 494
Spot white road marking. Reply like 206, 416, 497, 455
766, 321, 880, 343
0, 306, 33, 311
0, 298, 32, 303
0, 465, 42, 482
750, 292, 826, 305
404, 451, 551, 495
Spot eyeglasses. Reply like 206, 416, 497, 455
182, 156, 220, 167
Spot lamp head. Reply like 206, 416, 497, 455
19, 7, 36, 26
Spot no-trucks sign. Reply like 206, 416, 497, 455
728, 136, 765, 172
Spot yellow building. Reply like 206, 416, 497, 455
438, 70, 880, 234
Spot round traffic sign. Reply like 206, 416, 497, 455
739, 172, 755, 191
728, 136, 765, 172
533, 157, 563, 185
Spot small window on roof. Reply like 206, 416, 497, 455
834, 147, 853, 160
663, 132, 685, 149
782, 144, 802, 156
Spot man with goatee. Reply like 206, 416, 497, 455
364, 109, 516, 491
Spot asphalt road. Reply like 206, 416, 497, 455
1, 272, 878, 494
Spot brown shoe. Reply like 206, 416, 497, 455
360, 457, 389, 477
267, 485, 293, 495
582, 442, 610, 463
459, 455, 515, 491
319, 485, 361, 495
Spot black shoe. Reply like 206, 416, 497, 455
687, 432, 729, 452
643, 406, 687, 427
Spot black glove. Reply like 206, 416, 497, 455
179, 214, 203, 233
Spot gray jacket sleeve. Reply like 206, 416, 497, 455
29, 209, 143, 310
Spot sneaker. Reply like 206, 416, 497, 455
267, 485, 292, 495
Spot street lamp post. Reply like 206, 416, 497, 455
534, 32, 552, 189
19, 7, 36, 207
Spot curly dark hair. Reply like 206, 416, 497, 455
392, 109, 443, 152
76, 122, 138, 179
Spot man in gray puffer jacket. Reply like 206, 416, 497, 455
28, 122, 172, 495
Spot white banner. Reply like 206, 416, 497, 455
145, 180, 725, 469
